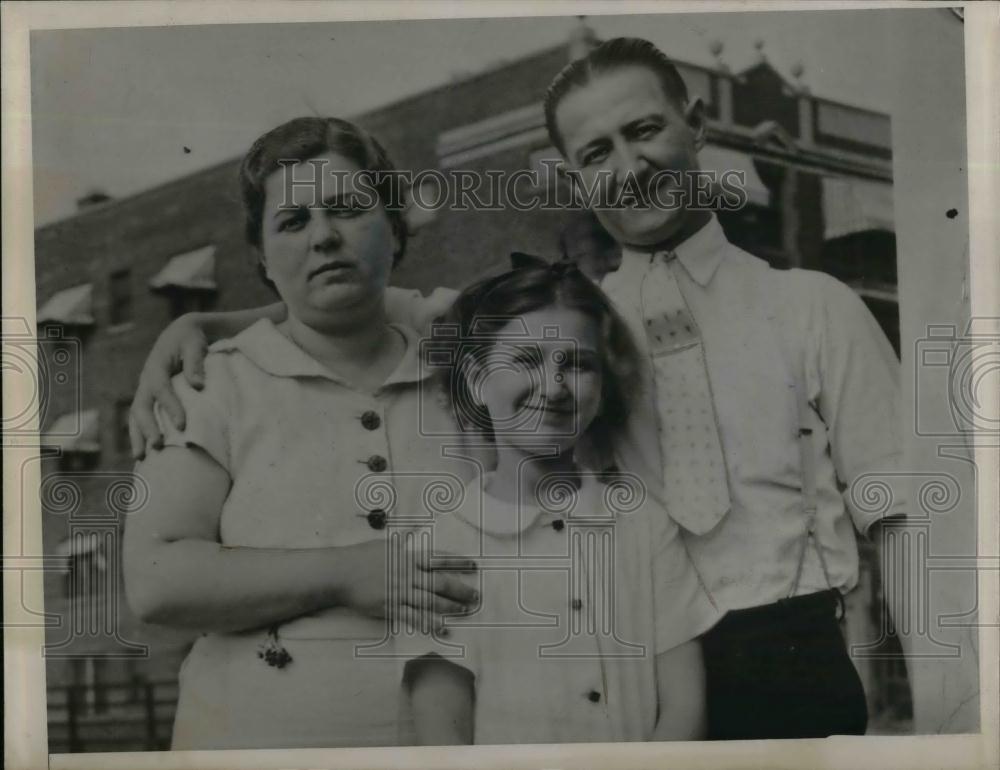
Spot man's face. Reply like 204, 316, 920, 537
554, 66, 705, 248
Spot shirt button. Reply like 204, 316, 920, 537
366, 509, 387, 530
366, 455, 388, 472
587, 690, 601, 703
571, 598, 583, 611
360, 411, 381, 430
551, 519, 565, 532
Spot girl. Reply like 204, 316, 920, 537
400, 259, 719, 744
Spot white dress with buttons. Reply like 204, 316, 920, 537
400, 473, 719, 744
156, 319, 475, 750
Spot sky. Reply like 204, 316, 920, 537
29, 8, 909, 226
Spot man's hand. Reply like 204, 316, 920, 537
869, 515, 913, 659
129, 314, 209, 459
342, 538, 478, 634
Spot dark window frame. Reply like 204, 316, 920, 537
109, 269, 133, 326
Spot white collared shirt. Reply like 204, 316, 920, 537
599, 216, 905, 612
399, 473, 719, 744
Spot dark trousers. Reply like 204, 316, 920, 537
702, 589, 869, 740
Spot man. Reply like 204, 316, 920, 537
544, 37, 905, 739
130, 37, 905, 741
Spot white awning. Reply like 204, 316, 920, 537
822, 176, 895, 239
37, 283, 94, 326
44, 408, 100, 453
55, 534, 103, 558
698, 145, 771, 207
150, 245, 217, 291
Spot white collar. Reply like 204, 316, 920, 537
210, 318, 432, 387
450, 472, 608, 538
609, 214, 730, 291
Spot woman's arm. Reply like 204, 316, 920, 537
406, 655, 475, 745
199, 303, 287, 340
651, 640, 706, 741
124, 446, 478, 633
129, 304, 286, 458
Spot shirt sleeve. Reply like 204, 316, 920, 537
384, 285, 459, 333
395, 514, 483, 682
810, 273, 906, 534
643, 498, 721, 654
154, 355, 232, 471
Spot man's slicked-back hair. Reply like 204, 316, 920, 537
544, 37, 690, 155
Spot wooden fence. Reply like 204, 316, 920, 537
47, 680, 178, 753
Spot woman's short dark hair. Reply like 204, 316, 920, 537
544, 37, 690, 155
432, 263, 640, 449
238, 117, 408, 289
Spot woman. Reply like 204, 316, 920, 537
124, 117, 478, 750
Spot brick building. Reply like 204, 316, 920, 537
34, 27, 906, 750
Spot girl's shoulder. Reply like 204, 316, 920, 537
576, 469, 657, 518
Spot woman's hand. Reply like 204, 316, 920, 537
129, 313, 209, 459
127, 443, 480, 634
341, 538, 479, 633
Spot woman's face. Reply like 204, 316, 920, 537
260, 151, 398, 326
470, 305, 604, 456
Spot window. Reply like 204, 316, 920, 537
59, 452, 99, 473
109, 269, 132, 325
114, 400, 131, 454
149, 246, 218, 317
168, 289, 214, 319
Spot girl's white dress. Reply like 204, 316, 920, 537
400, 472, 720, 744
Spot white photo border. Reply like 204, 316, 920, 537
3, 2, 997, 769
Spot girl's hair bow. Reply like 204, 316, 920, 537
509, 251, 582, 277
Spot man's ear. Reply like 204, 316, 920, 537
684, 97, 708, 152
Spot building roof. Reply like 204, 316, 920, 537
149, 245, 217, 291
44, 408, 101, 453
34, 43, 891, 236
37, 283, 94, 326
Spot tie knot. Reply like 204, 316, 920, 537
647, 249, 677, 265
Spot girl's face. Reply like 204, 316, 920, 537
260, 151, 398, 326
470, 305, 604, 456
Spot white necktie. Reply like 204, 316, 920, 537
640, 253, 731, 534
